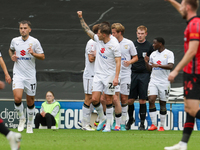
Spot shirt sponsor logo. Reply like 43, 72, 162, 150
99, 52, 107, 59
156, 60, 162, 65
17, 57, 31, 60
121, 58, 126, 60
100, 48, 105, 53
20, 50, 26, 56
189, 33, 199, 38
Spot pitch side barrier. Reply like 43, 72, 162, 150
0, 98, 200, 130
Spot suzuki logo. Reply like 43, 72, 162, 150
157, 60, 161, 65
100, 48, 105, 53
20, 50, 26, 56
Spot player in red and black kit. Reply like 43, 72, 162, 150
165, 0, 200, 150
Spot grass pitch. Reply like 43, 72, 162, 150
1, 129, 199, 150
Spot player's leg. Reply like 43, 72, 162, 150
112, 92, 121, 131
103, 94, 113, 132
148, 82, 158, 131
92, 91, 106, 130
26, 95, 35, 133
13, 88, 25, 132
120, 94, 128, 131
0, 118, 21, 150
158, 83, 169, 131
25, 78, 37, 133
159, 100, 166, 131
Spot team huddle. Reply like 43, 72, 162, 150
77, 10, 175, 132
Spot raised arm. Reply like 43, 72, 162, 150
77, 11, 95, 40
165, 0, 183, 16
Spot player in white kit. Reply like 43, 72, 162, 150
79, 24, 99, 131
144, 37, 174, 131
8, 20, 45, 133
77, 11, 121, 132
110, 23, 138, 131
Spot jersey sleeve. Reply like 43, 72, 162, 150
34, 39, 44, 54
129, 41, 137, 56
0, 52, 2, 57
114, 44, 121, 57
94, 34, 99, 42
167, 51, 175, 64
189, 21, 200, 41
10, 39, 15, 51
86, 41, 95, 55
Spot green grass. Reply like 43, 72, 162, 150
1, 129, 200, 150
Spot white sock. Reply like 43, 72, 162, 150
105, 107, 113, 130
179, 141, 187, 146
94, 103, 106, 122
14, 103, 25, 119
121, 105, 128, 125
115, 116, 121, 127
82, 106, 91, 127
6, 131, 12, 140
27, 107, 35, 125
149, 111, 157, 125
160, 114, 166, 127
90, 103, 94, 113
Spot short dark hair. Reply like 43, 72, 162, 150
99, 21, 111, 35
154, 37, 165, 46
19, 20, 31, 28
92, 24, 99, 34
185, 0, 199, 11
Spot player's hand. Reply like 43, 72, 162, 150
113, 77, 118, 86
168, 70, 178, 83
0, 81, 5, 89
151, 63, 159, 68
11, 51, 19, 61
77, 11, 83, 18
144, 55, 149, 63
123, 61, 131, 67
28, 46, 34, 55
5, 74, 11, 84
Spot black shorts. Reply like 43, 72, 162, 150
184, 72, 200, 100
128, 73, 150, 100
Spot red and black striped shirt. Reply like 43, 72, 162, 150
183, 16, 200, 74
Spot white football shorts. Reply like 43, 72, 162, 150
120, 76, 131, 95
12, 77, 37, 96
83, 78, 93, 95
93, 73, 115, 95
148, 81, 170, 101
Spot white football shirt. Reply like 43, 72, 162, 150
83, 39, 96, 79
10, 36, 44, 79
120, 38, 137, 78
149, 49, 174, 84
0, 52, 1, 57
94, 34, 121, 76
